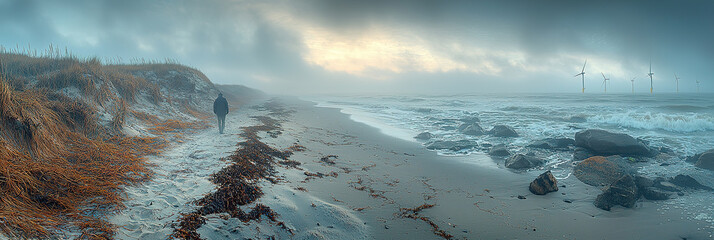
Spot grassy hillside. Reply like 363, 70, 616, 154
0, 51, 252, 238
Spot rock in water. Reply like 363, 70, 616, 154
572, 147, 594, 161
527, 138, 575, 150
460, 123, 485, 136
670, 174, 713, 191
573, 156, 634, 186
640, 187, 670, 200
505, 154, 544, 169
594, 175, 639, 211
488, 125, 519, 137
488, 144, 511, 157
415, 132, 434, 140
574, 129, 653, 157
652, 178, 681, 192
634, 175, 654, 189
633, 175, 669, 200
529, 171, 559, 195
694, 149, 714, 171
685, 150, 707, 163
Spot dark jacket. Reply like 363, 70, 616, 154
213, 95, 229, 116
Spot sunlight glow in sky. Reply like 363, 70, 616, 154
0, 0, 712, 94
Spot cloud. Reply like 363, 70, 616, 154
1, 0, 712, 94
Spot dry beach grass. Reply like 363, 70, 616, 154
0, 51, 209, 239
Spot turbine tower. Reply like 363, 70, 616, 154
696, 79, 701, 93
630, 77, 636, 94
601, 72, 610, 93
648, 60, 654, 94
574, 59, 587, 93
674, 73, 680, 93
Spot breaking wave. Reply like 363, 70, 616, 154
589, 111, 714, 133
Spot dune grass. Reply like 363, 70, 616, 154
0, 50, 208, 238
0, 75, 157, 238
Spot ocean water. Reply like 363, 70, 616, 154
310, 93, 714, 177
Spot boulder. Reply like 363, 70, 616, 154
573, 147, 595, 161
694, 149, 714, 171
426, 140, 476, 151
527, 138, 575, 150
652, 178, 681, 192
684, 150, 713, 163
505, 154, 544, 169
487, 125, 519, 137
634, 175, 654, 189
574, 129, 653, 157
640, 187, 670, 200
488, 144, 511, 157
685, 153, 700, 163
415, 132, 434, 140
529, 171, 559, 195
670, 174, 713, 191
460, 123, 485, 136
633, 175, 670, 200
573, 156, 634, 186
593, 175, 639, 211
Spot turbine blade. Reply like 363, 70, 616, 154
601, 72, 606, 80
582, 59, 587, 72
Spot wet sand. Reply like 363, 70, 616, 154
259, 97, 710, 239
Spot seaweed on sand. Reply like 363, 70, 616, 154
319, 155, 339, 165
173, 100, 295, 239
399, 204, 453, 239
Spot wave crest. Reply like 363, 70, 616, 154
590, 111, 714, 132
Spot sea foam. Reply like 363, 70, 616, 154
589, 111, 714, 133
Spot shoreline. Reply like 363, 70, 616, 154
111, 96, 712, 239
260, 97, 711, 239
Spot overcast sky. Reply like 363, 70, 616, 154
1, 0, 712, 94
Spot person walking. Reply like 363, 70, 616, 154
213, 93, 229, 134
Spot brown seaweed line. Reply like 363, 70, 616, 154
172, 100, 298, 240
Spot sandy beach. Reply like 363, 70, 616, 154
264, 97, 711, 239
112, 96, 711, 239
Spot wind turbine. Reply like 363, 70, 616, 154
648, 60, 654, 94
696, 79, 701, 93
674, 73, 680, 93
574, 59, 587, 93
630, 77, 636, 94
601, 72, 610, 93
